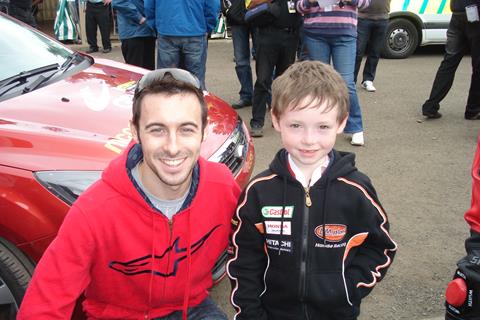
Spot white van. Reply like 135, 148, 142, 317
383, 0, 451, 58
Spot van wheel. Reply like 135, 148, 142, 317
383, 18, 419, 59
0, 238, 35, 319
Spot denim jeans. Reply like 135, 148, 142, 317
304, 34, 364, 133
422, 13, 480, 118
157, 35, 208, 90
354, 18, 388, 83
153, 296, 227, 320
231, 24, 254, 102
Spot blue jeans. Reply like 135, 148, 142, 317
153, 296, 227, 320
304, 34, 364, 133
354, 18, 388, 83
231, 24, 254, 102
157, 35, 208, 90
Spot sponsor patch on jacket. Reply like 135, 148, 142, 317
266, 238, 293, 253
265, 221, 291, 235
261, 206, 294, 218
314, 224, 347, 242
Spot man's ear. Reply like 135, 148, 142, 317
202, 126, 208, 142
130, 120, 139, 143
271, 109, 281, 132
336, 114, 348, 134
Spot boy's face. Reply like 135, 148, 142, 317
272, 97, 347, 178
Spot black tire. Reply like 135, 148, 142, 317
383, 18, 419, 59
0, 238, 35, 319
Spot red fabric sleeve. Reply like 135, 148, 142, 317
465, 134, 480, 233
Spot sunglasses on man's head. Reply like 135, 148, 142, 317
135, 68, 202, 95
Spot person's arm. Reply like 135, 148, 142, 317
17, 205, 95, 319
343, 0, 370, 9
227, 186, 269, 320
445, 136, 480, 320
344, 179, 397, 301
205, 0, 221, 34
144, 0, 156, 31
112, 0, 144, 23
296, 0, 317, 14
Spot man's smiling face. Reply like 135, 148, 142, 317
131, 92, 205, 200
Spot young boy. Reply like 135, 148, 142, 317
227, 61, 397, 320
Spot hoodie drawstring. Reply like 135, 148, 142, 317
148, 214, 156, 316
182, 210, 192, 320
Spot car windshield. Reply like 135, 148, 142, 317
0, 13, 73, 81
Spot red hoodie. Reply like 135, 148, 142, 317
18, 143, 241, 319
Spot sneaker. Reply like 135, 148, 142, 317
361, 81, 376, 92
86, 47, 98, 54
102, 48, 112, 53
465, 113, 480, 120
232, 100, 252, 109
250, 124, 264, 138
351, 132, 364, 146
423, 110, 442, 119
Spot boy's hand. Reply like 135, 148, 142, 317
445, 254, 480, 319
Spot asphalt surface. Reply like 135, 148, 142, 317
76, 39, 477, 320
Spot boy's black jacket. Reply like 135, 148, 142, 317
228, 149, 397, 320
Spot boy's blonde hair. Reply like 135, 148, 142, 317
271, 61, 349, 122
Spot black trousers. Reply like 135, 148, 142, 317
251, 27, 299, 128
422, 13, 480, 118
85, 1, 111, 50
121, 37, 156, 70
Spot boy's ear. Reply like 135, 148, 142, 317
271, 109, 281, 132
336, 114, 348, 134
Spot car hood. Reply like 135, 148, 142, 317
0, 59, 239, 171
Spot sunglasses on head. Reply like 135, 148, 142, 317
135, 68, 202, 95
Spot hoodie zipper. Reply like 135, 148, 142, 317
299, 186, 311, 303
163, 219, 174, 300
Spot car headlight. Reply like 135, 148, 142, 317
208, 117, 249, 177
34, 171, 102, 206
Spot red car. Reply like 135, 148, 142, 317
0, 13, 254, 318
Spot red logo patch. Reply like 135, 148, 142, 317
314, 224, 347, 242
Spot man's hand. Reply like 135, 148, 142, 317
103, 0, 112, 5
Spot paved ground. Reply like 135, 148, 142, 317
78, 39, 477, 320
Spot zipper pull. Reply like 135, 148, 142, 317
304, 187, 312, 207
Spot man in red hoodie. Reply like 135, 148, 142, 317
17, 69, 241, 320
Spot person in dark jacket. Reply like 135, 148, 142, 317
112, 0, 156, 70
421, 0, 480, 120
228, 61, 397, 320
248, 0, 301, 137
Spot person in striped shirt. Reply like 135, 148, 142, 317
297, 0, 370, 146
